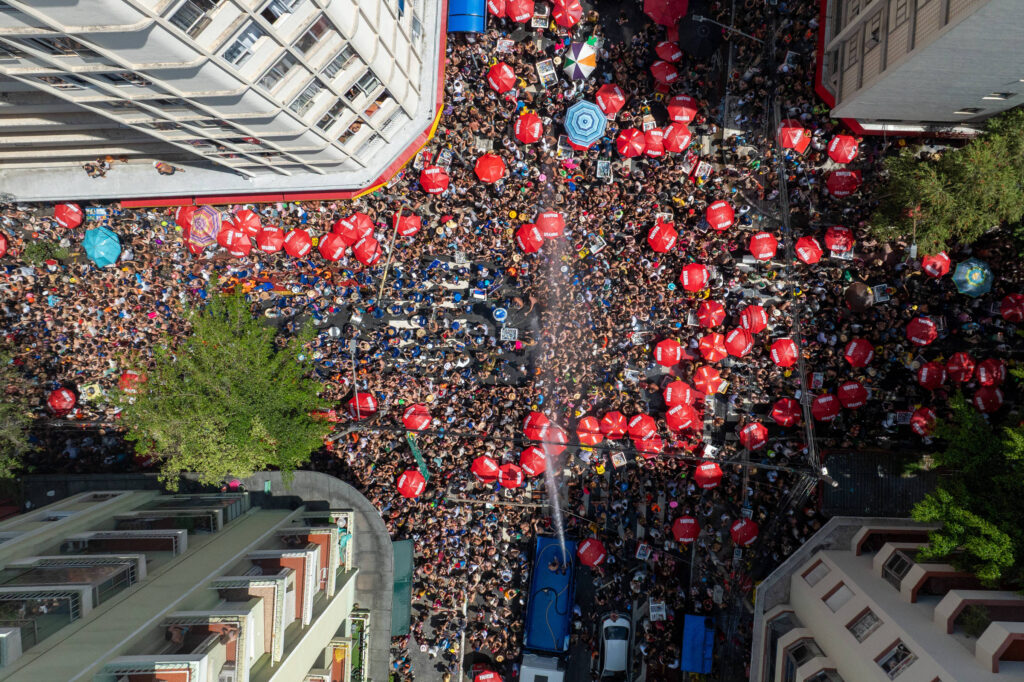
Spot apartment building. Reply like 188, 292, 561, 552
751, 517, 1024, 682
815, 0, 1024, 134
0, 0, 444, 204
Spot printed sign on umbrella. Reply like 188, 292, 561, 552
553, 0, 583, 27
514, 112, 543, 144
616, 128, 646, 157
663, 122, 692, 153
650, 60, 678, 85
827, 134, 858, 164
596, 84, 626, 115
647, 221, 677, 252
667, 94, 698, 123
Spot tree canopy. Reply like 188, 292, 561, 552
870, 108, 1024, 254
120, 286, 331, 490
0, 354, 32, 479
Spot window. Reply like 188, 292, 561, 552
846, 0, 861, 20
322, 45, 357, 79
259, 52, 297, 91
222, 22, 265, 66
294, 15, 333, 55
787, 639, 824, 667
37, 75, 89, 90
847, 608, 882, 642
363, 89, 391, 118
867, 13, 882, 49
892, 0, 909, 27
17, 36, 99, 58
844, 39, 859, 68
356, 132, 383, 156
99, 72, 151, 87
316, 99, 347, 131
0, 42, 27, 60
338, 119, 363, 143
260, 0, 300, 23
823, 583, 854, 612
806, 671, 844, 682
877, 641, 917, 679
954, 107, 983, 115
802, 560, 830, 587
290, 78, 326, 115
982, 92, 1015, 101
412, 14, 423, 43
354, 69, 382, 97
882, 551, 913, 588
169, 0, 221, 37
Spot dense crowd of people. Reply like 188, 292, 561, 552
1, 0, 1021, 680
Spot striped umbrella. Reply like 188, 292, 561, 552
563, 41, 597, 80
564, 100, 607, 147
188, 206, 221, 252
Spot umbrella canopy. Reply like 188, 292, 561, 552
499, 463, 524, 488
419, 165, 449, 194
699, 332, 727, 362
946, 352, 976, 383
667, 94, 699, 123
539, 423, 567, 456
628, 414, 658, 441
664, 380, 696, 406
515, 224, 544, 253
827, 134, 858, 164
487, 62, 516, 92
475, 154, 506, 183
777, 119, 808, 150
638, 433, 664, 458
725, 328, 753, 357
694, 461, 723, 489
515, 112, 544, 144
283, 228, 312, 258
475, 672, 503, 682
650, 60, 678, 85
353, 236, 381, 265
519, 446, 547, 477
679, 263, 710, 291
825, 170, 862, 197
487, 0, 505, 17
697, 300, 726, 327
600, 411, 627, 439
82, 227, 121, 268
730, 519, 759, 546
739, 422, 768, 450
666, 403, 700, 431
256, 226, 285, 253
771, 398, 800, 427
824, 226, 854, 253
706, 200, 734, 231
921, 252, 950, 278
999, 294, 1024, 323
654, 338, 683, 366
402, 403, 432, 431
472, 455, 500, 483
395, 213, 423, 237
563, 40, 596, 79
672, 516, 700, 543
648, 221, 678, 252
740, 305, 768, 333
644, 128, 665, 158
911, 407, 937, 437
973, 386, 1003, 413
218, 226, 251, 258
505, 0, 533, 21
906, 316, 938, 347
596, 83, 626, 115
812, 394, 840, 422
975, 358, 1006, 386
336, 212, 374, 244
917, 362, 947, 391
348, 392, 377, 419
952, 258, 993, 297
234, 208, 261, 237
577, 416, 604, 446
663, 122, 693, 153
644, 0, 689, 26
118, 371, 145, 394
837, 380, 868, 409
552, 0, 582, 27
564, 100, 607, 147
54, 203, 83, 229
770, 338, 798, 367
536, 211, 565, 239
175, 205, 196, 230
795, 236, 823, 264
523, 411, 550, 440
749, 232, 778, 260
577, 538, 606, 566
616, 128, 646, 157
655, 40, 683, 62
677, 10, 721, 58
844, 338, 874, 367
693, 365, 723, 394
397, 469, 426, 498
189, 206, 222, 251
318, 232, 346, 261
47, 387, 76, 413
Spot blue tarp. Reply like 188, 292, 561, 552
524, 536, 577, 654
681, 614, 715, 673
448, 0, 486, 32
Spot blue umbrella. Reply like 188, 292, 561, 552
564, 100, 607, 148
82, 227, 121, 268
952, 258, 992, 297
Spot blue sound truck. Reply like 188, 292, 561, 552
520, 535, 576, 682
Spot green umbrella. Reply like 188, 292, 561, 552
82, 227, 121, 268
952, 258, 992, 297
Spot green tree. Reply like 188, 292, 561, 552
0, 354, 32, 478
871, 108, 1024, 253
121, 286, 331, 490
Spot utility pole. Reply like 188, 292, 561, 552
376, 208, 402, 301
349, 337, 360, 420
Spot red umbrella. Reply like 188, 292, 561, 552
776, 119, 808, 150
655, 41, 682, 62
577, 538, 606, 567
487, 62, 516, 92
348, 392, 377, 419
906, 316, 937, 347
515, 112, 543, 144
47, 387, 76, 413
234, 208, 261, 237
499, 463, 524, 488
596, 84, 626, 115
654, 338, 683, 366
472, 455, 500, 483
402, 403, 432, 431
771, 398, 800, 427
946, 352, 975, 384
505, 0, 533, 21
666, 404, 700, 432
175, 205, 196, 230
699, 332, 727, 362
999, 294, 1024, 323
694, 461, 723, 489
419, 165, 449, 194
706, 200, 734, 231
336, 212, 374, 244
397, 469, 426, 498
672, 516, 700, 543
749, 232, 778, 261
256, 226, 285, 253
616, 128, 646, 157
118, 371, 145, 394
738, 422, 768, 450
724, 328, 753, 358
644, 128, 665, 158
628, 414, 657, 441
600, 411, 627, 439
519, 446, 547, 477
216, 225, 247, 254
770, 338, 798, 367
693, 365, 723, 395
667, 94, 698, 123
837, 380, 868, 409
577, 416, 604, 447
663, 123, 692, 153
394, 214, 423, 238
975, 358, 1006, 386
316, 232, 345, 261
826, 170, 862, 197
973, 386, 1003, 413
740, 305, 768, 334
474, 154, 506, 183
650, 60, 678, 85
647, 221, 678, 252
567, 139, 595, 152
515, 224, 544, 253
536, 211, 565, 239
824, 226, 854, 254
827, 134, 858, 164
697, 300, 726, 328
475, 672, 503, 682
916, 362, 947, 391
664, 380, 696, 406
795, 236, 823, 264
353, 236, 381, 265
486, 0, 505, 17
911, 407, 937, 436
552, 0, 582, 27
54, 203, 83, 229
730, 519, 759, 546
523, 411, 550, 440
644, 0, 689, 26
284, 229, 312, 258
636, 434, 663, 459
812, 394, 840, 422
921, 252, 951, 278
679, 263, 710, 292
843, 338, 874, 367
539, 423, 567, 456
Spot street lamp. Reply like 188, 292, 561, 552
692, 14, 765, 44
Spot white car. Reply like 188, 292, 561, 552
599, 614, 631, 679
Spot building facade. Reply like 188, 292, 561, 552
0, 0, 444, 204
751, 517, 1024, 682
815, 0, 1024, 134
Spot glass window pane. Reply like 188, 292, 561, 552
259, 53, 297, 91
295, 15, 332, 55
322, 45, 357, 79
